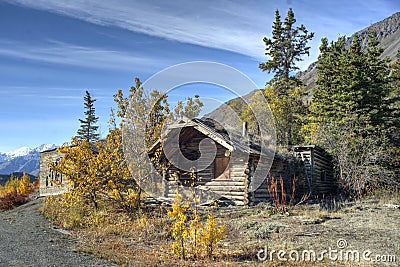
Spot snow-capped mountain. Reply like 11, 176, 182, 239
0, 144, 57, 176
5, 147, 33, 159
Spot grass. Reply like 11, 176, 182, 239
367, 186, 400, 204
41, 191, 400, 266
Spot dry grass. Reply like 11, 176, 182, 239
42, 192, 400, 266
368, 186, 400, 205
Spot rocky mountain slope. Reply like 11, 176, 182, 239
297, 11, 400, 97
0, 144, 56, 176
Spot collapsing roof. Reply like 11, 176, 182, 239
149, 116, 271, 156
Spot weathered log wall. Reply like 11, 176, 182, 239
249, 154, 301, 205
202, 156, 248, 205
294, 146, 337, 196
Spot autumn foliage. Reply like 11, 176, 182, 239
42, 78, 227, 263
0, 172, 34, 210
50, 130, 140, 217
267, 175, 298, 214
0, 172, 34, 197
168, 192, 226, 259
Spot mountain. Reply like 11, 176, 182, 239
297, 11, 400, 98
0, 144, 57, 176
203, 89, 258, 130
206, 12, 400, 121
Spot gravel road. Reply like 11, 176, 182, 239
0, 198, 116, 267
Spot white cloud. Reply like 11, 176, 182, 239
5, 0, 269, 61
4, 0, 399, 70
0, 85, 106, 107
0, 40, 163, 70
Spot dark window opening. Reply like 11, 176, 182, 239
320, 170, 326, 182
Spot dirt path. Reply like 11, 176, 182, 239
0, 198, 116, 267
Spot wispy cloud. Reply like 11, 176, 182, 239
6, 0, 400, 70
0, 39, 164, 70
0, 85, 105, 104
6, 0, 399, 70
5, 0, 268, 60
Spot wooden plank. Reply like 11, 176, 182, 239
230, 176, 246, 182
205, 181, 245, 186
205, 185, 246, 191
210, 191, 245, 196
214, 157, 230, 179
218, 195, 246, 200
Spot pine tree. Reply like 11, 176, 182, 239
363, 31, 391, 129
76, 90, 100, 143
258, 8, 314, 147
259, 8, 314, 93
309, 32, 392, 134
384, 50, 400, 178
308, 32, 397, 197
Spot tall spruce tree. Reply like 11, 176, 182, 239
259, 8, 314, 93
309, 32, 392, 134
308, 32, 397, 197
309, 36, 365, 128
76, 90, 100, 143
385, 50, 400, 178
258, 8, 314, 147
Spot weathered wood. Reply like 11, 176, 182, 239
210, 190, 245, 196
39, 149, 70, 197
232, 200, 245, 205
205, 180, 245, 186
149, 117, 337, 206
162, 169, 168, 197
230, 170, 246, 177
219, 195, 246, 201
243, 162, 249, 205
229, 176, 247, 182
204, 185, 246, 191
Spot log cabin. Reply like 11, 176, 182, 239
148, 117, 337, 205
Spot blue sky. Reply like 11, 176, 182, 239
0, 0, 398, 151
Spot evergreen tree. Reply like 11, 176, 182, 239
309, 32, 392, 135
385, 50, 400, 178
259, 8, 314, 93
309, 36, 365, 128
76, 90, 100, 143
258, 8, 314, 147
308, 32, 397, 197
